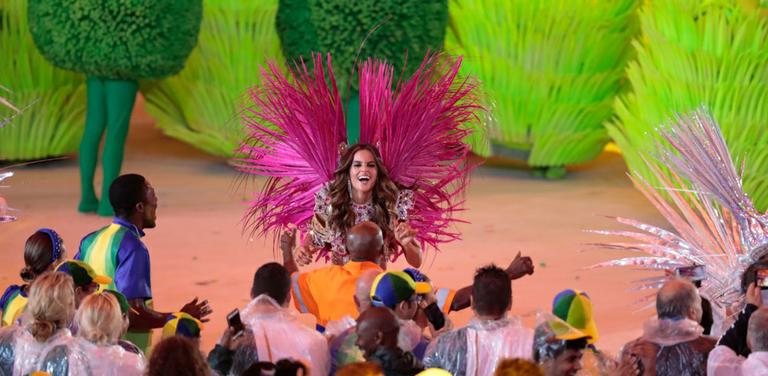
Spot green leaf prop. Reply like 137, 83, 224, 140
608, 0, 768, 209
448, 0, 638, 168
142, 0, 283, 157
0, 0, 85, 160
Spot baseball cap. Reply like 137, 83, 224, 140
103, 289, 131, 315
416, 369, 452, 376
162, 312, 203, 339
370, 271, 431, 309
552, 289, 598, 344
56, 260, 112, 287
533, 311, 590, 362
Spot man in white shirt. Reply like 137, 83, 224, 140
240, 262, 330, 374
708, 283, 768, 376
423, 264, 534, 376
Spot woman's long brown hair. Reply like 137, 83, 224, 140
328, 144, 400, 254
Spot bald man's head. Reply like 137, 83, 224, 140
748, 307, 768, 351
355, 306, 399, 357
656, 278, 702, 321
346, 221, 384, 262
354, 270, 380, 311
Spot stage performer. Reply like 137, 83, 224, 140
238, 53, 480, 267
27, 1, 202, 216
593, 108, 768, 335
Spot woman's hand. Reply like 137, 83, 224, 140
281, 228, 313, 266
395, 221, 422, 268
395, 221, 418, 247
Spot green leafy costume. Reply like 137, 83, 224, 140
28, 1, 202, 215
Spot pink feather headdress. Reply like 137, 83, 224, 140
237, 53, 481, 257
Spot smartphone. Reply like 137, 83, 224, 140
227, 308, 245, 335
676, 265, 705, 281
755, 269, 768, 302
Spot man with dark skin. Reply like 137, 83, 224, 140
283, 221, 385, 329
77, 174, 211, 351
280, 222, 534, 326
356, 306, 424, 375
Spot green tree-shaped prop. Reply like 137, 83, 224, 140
448, 0, 638, 178
0, 0, 85, 160
142, 0, 283, 157
276, 0, 449, 143
28, 1, 202, 215
608, 0, 768, 209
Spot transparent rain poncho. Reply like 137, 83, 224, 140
622, 317, 713, 376
39, 336, 145, 376
423, 315, 534, 376
0, 325, 75, 376
239, 294, 330, 375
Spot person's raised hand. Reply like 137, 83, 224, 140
505, 251, 534, 280
180, 297, 212, 322
747, 282, 763, 307
395, 221, 417, 246
280, 227, 297, 255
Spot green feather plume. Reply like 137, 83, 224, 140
0, 0, 85, 160
608, 0, 768, 209
141, 0, 284, 157
448, 0, 638, 166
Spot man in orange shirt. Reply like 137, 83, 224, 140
282, 221, 384, 331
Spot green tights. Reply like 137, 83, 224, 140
78, 77, 138, 216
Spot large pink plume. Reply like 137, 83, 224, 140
360, 54, 482, 252
237, 54, 346, 236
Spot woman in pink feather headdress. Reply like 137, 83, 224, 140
238, 53, 480, 268
291, 143, 421, 267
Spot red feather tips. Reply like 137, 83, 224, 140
360, 53, 482, 251
236, 54, 347, 237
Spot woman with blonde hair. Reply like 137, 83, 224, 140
0, 271, 76, 375
38, 292, 145, 375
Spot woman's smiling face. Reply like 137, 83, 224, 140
349, 149, 378, 194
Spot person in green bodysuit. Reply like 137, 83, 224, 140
27, 2, 202, 216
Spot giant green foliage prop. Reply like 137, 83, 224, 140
277, 0, 448, 94
0, 0, 85, 160
608, 0, 768, 209
142, 0, 283, 157
28, 1, 202, 80
448, 0, 638, 174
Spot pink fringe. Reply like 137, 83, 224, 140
237, 54, 346, 236
360, 54, 481, 252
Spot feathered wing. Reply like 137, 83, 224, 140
237, 54, 346, 237
591, 108, 764, 309
658, 110, 768, 253
359, 54, 482, 252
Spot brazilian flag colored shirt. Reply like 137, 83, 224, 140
75, 217, 152, 300
0, 285, 27, 327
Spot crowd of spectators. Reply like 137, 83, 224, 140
1, 174, 765, 375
